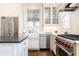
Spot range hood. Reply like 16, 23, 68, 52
59, 3, 79, 11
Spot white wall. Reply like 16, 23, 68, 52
43, 25, 60, 33
59, 8, 79, 34
0, 4, 24, 35
59, 12, 72, 34
70, 9, 79, 34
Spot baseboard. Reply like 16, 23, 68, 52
28, 48, 39, 50
40, 48, 50, 50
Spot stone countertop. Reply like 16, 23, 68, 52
0, 35, 28, 43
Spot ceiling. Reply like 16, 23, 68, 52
22, 3, 67, 11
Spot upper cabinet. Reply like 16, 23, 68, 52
52, 7, 58, 24
43, 4, 58, 25
44, 7, 51, 24
23, 4, 60, 33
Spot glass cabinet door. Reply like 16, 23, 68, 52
52, 7, 58, 24
44, 7, 58, 25
44, 7, 51, 24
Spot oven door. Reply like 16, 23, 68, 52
56, 44, 73, 56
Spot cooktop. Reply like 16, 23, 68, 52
58, 34, 79, 41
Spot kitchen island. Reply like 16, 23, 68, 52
0, 35, 28, 56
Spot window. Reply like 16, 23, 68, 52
59, 12, 70, 33
62, 13, 70, 29
27, 9, 40, 33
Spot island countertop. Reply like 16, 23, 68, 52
0, 35, 28, 43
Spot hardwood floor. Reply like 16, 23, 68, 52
28, 49, 55, 56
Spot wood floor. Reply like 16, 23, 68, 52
28, 49, 55, 56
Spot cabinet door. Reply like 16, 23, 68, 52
18, 41, 25, 56
39, 36, 47, 48
52, 35, 56, 55
28, 38, 39, 50
50, 35, 53, 50
24, 39, 28, 56
0, 44, 15, 56
18, 39, 28, 56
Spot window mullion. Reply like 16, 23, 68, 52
50, 6, 52, 25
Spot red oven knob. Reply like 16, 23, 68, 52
62, 42, 65, 46
60, 41, 63, 45
60, 41, 62, 44
59, 41, 61, 44
67, 45, 70, 48
62, 42, 64, 45
70, 46, 73, 49
64, 43, 67, 47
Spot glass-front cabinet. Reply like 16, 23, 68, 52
52, 7, 58, 24
44, 7, 51, 24
44, 6, 58, 25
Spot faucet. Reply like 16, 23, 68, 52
64, 32, 68, 35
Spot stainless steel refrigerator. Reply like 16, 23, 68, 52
1, 17, 19, 37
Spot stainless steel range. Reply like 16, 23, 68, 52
56, 34, 79, 56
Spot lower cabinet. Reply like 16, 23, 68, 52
50, 34, 56, 55
28, 38, 39, 50
0, 39, 28, 56
18, 39, 28, 56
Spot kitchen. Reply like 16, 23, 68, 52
0, 3, 79, 56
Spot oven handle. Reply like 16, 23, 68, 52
56, 43, 73, 56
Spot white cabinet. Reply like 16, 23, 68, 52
50, 34, 56, 55
39, 36, 47, 48
0, 44, 16, 56
43, 4, 58, 25
0, 39, 28, 56
28, 33, 39, 50
18, 39, 28, 56
28, 38, 39, 50
50, 35, 53, 50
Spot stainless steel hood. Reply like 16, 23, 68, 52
59, 3, 79, 12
